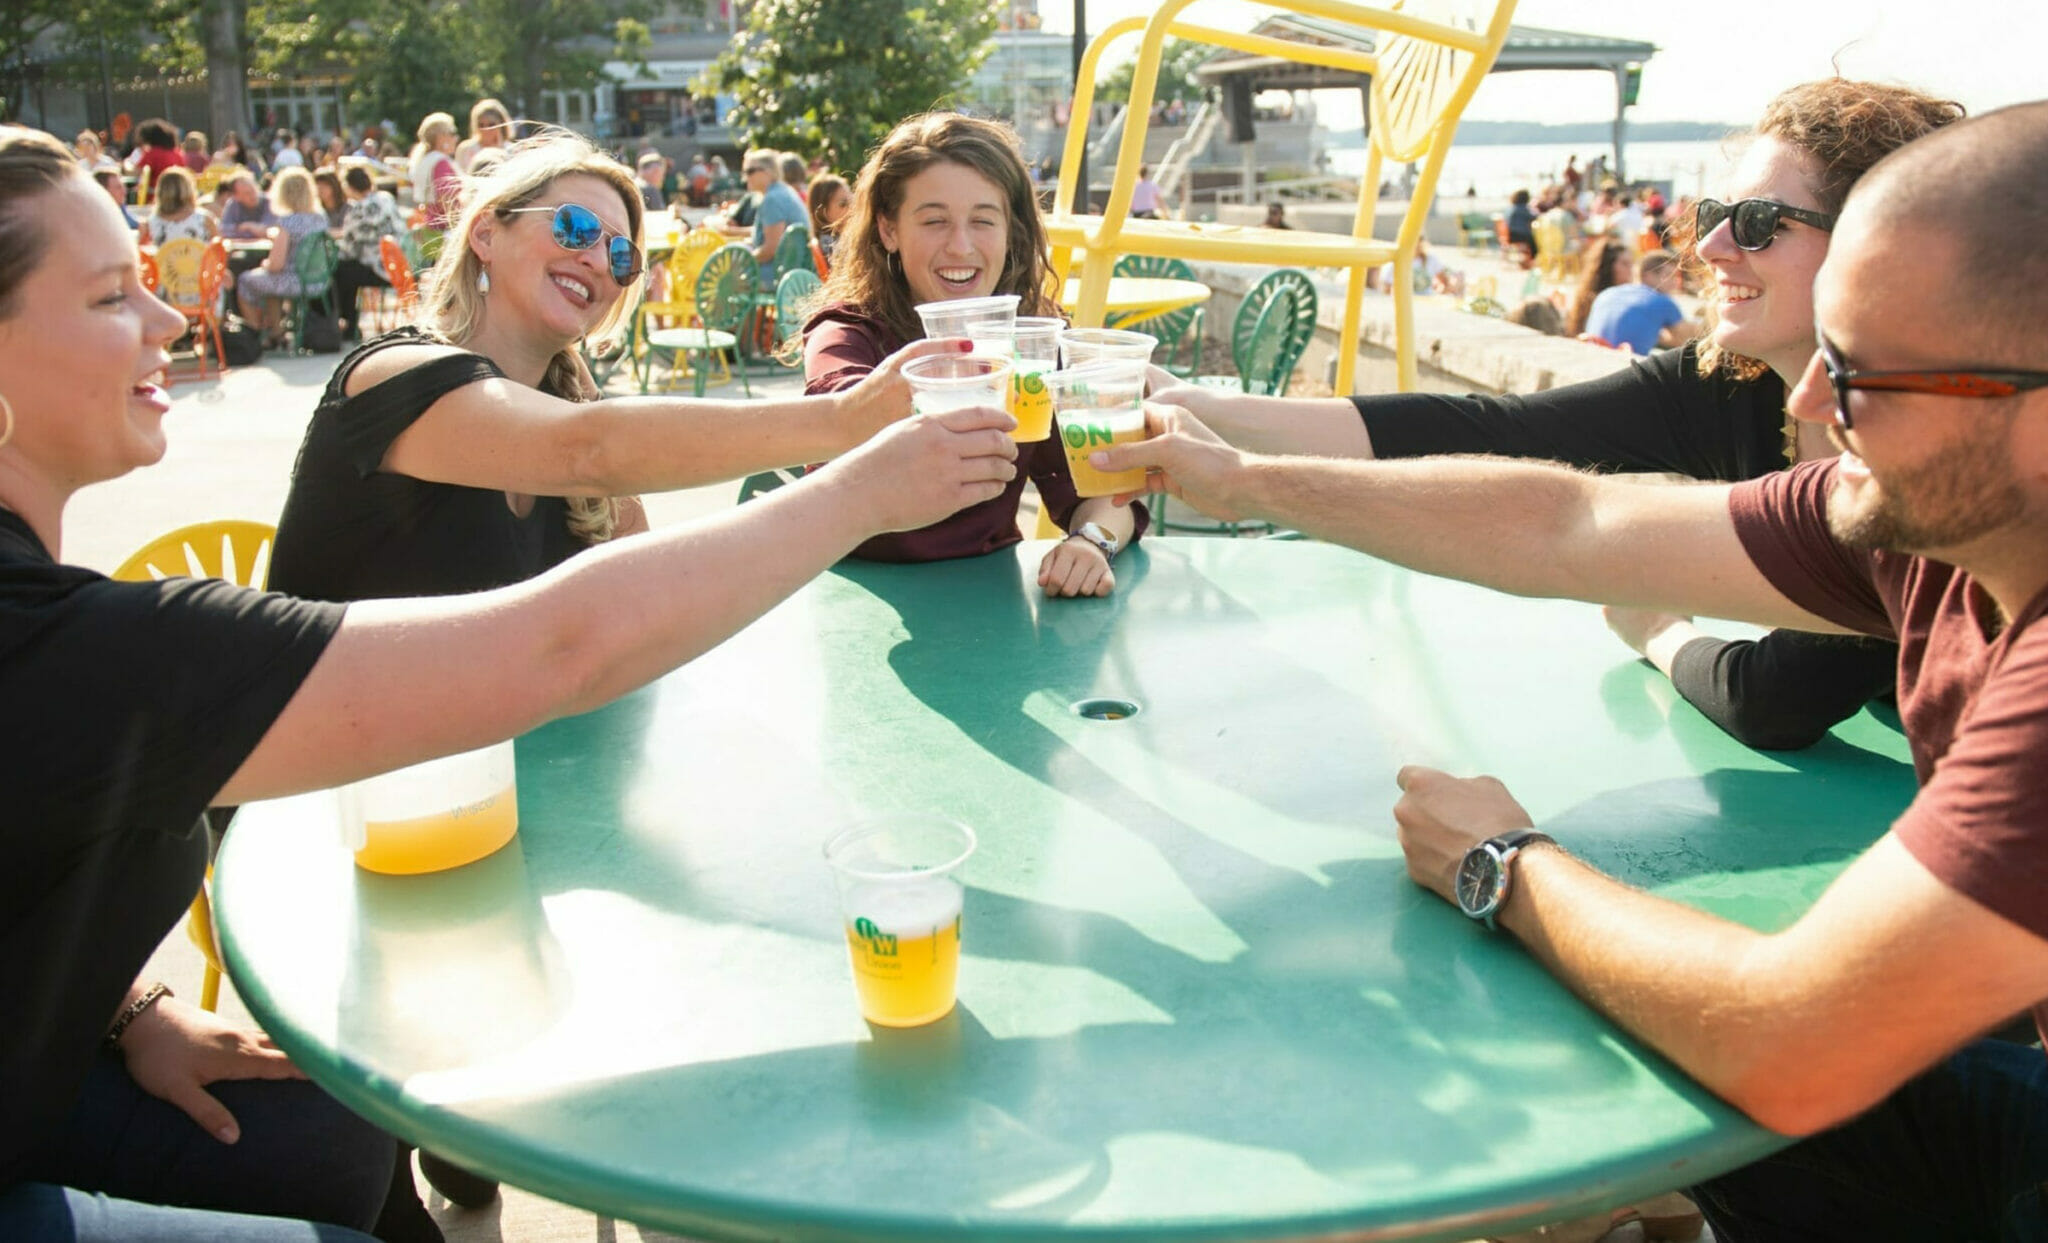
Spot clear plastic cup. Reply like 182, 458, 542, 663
915, 295, 1019, 344
825, 814, 977, 1028
1046, 360, 1152, 498
966, 316, 1062, 442
902, 354, 1012, 418
340, 741, 520, 875
1059, 327, 1157, 368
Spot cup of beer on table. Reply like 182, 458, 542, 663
1047, 358, 1153, 498
341, 741, 520, 875
902, 353, 1012, 419
824, 814, 976, 1027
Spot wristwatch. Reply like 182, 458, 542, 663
1067, 521, 1120, 560
1454, 828, 1555, 930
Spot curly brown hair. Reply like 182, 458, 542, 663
1675, 78, 1965, 380
813, 112, 1057, 346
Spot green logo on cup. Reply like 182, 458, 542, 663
854, 917, 898, 957
1062, 421, 1115, 450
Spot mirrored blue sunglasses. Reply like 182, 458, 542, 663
504, 202, 642, 286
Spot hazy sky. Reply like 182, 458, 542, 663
1034, 0, 2047, 127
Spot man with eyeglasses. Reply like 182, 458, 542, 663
739, 146, 806, 287
1100, 100, 2048, 1238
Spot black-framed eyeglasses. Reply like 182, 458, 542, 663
1695, 197, 1836, 251
502, 203, 643, 286
1816, 331, 2048, 429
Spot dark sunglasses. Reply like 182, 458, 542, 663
503, 203, 643, 286
1695, 197, 1836, 251
1816, 332, 2048, 429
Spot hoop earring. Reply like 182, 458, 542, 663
0, 391, 12, 450
886, 249, 901, 277
477, 267, 491, 295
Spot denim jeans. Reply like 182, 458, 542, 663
1693, 1038, 2048, 1241
2, 1050, 392, 1242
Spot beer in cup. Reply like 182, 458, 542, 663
1058, 327, 1156, 368
1047, 360, 1151, 498
915, 294, 1019, 344
341, 740, 520, 875
965, 316, 1062, 442
824, 814, 976, 1027
902, 354, 1012, 419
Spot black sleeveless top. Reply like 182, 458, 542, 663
271, 327, 589, 602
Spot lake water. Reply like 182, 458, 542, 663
1326, 138, 1742, 202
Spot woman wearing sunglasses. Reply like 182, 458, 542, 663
1149, 78, 1962, 753
268, 129, 967, 606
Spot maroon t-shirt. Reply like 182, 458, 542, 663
802, 302, 1148, 563
1730, 459, 2048, 1039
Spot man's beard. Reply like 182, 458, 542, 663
1826, 427, 2026, 553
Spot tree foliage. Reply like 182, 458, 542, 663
702, 0, 1002, 169
1096, 37, 1211, 108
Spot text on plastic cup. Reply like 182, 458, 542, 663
841, 878, 964, 1027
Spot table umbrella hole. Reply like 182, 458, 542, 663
1072, 698, 1141, 721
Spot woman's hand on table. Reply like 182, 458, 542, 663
822, 402, 1016, 534
117, 994, 305, 1144
1039, 538, 1114, 598
839, 337, 974, 439
1392, 766, 1537, 905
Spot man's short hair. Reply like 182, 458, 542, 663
342, 166, 373, 194
1638, 251, 1678, 286
1848, 100, 2048, 365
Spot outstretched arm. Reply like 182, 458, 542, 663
369, 338, 972, 498
1096, 405, 1844, 632
218, 404, 1018, 804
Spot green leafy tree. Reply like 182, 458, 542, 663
1097, 37, 1210, 108
703, 0, 1002, 169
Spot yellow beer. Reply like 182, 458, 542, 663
840, 879, 964, 1026
1059, 406, 1150, 497
354, 788, 519, 875
1008, 360, 1055, 442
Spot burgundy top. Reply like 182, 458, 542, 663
803, 302, 1148, 563
133, 146, 185, 202
1730, 459, 2048, 1041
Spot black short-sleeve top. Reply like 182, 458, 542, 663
0, 510, 343, 1181
270, 327, 590, 602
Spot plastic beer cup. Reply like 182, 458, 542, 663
340, 741, 520, 875
964, 316, 1061, 442
1046, 360, 1152, 498
1058, 327, 1156, 368
902, 354, 1012, 419
824, 814, 976, 1028
915, 294, 1019, 344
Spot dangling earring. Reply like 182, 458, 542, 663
477, 267, 491, 295
886, 249, 901, 278
0, 391, 13, 450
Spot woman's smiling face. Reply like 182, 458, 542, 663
877, 161, 1009, 310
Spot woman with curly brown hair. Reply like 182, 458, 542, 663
804, 112, 1147, 597
1148, 78, 1965, 751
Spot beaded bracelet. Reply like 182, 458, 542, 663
105, 982, 172, 1050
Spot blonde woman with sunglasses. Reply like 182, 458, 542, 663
1147, 79, 1962, 755
269, 129, 979, 605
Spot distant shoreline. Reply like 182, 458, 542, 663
1324, 120, 1744, 148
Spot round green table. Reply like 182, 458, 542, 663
215, 539, 1916, 1242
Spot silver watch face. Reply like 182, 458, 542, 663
1455, 845, 1502, 918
